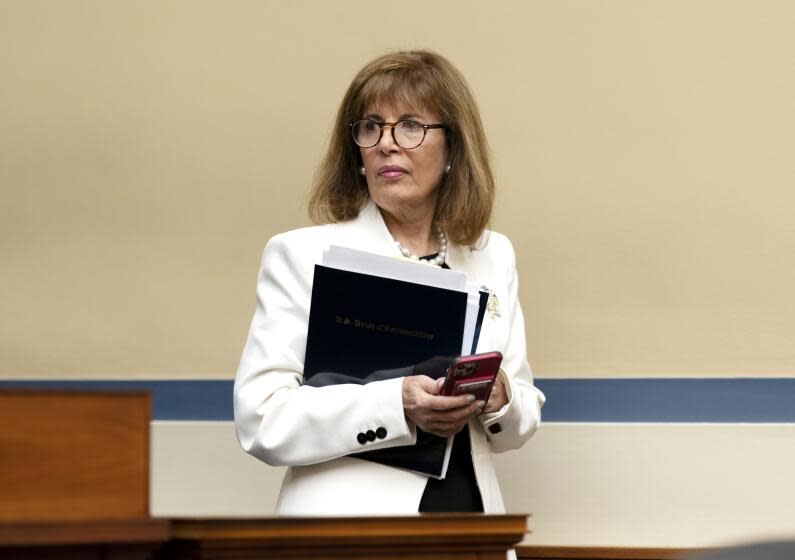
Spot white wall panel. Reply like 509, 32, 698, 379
151, 421, 795, 548
151, 421, 284, 517
495, 423, 795, 547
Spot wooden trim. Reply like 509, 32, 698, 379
0, 519, 170, 546
6, 518, 719, 560
516, 546, 704, 559
167, 515, 528, 559
172, 513, 527, 542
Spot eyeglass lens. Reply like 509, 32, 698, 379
352, 120, 426, 149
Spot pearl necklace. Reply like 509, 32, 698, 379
394, 227, 447, 267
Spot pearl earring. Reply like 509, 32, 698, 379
444, 163, 451, 174
360, 166, 366, 176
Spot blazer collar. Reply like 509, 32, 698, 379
346, 197, 477, 277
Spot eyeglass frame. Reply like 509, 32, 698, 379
349, 119, 447, 150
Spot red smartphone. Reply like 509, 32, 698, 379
440, 351, 503, 401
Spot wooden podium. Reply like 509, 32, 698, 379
0, 389, 527, 559
0, 389, 169, 559
165, 514, 528, 559
0, 389, 152, 522
0, 515, 526, 559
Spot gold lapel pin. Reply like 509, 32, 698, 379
481, 286, 502, 318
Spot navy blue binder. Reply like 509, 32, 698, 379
303, 265, 480, 477
304, 265, 468, 378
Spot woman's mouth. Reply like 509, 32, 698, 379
378, 165, 408, 178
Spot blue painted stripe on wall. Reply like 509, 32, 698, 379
537, 378, 795, 423
0, 380, 232, 421
1, 378, 794, 422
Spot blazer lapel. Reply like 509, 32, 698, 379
339, 198, 404, 258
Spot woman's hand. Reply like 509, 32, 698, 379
482, 375, 508, 414
402, 375, 485, 438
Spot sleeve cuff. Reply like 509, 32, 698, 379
373, 376, 417, 444
478, 368, 513, 427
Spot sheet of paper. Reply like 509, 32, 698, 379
439, 435, 454, 479
323, 245, 468, 291
461, 281, 482, 355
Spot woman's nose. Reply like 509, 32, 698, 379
377, 124, 400, 153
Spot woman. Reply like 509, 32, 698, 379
234, 50, 545, 516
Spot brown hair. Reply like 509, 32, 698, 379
308, 50, 495, 247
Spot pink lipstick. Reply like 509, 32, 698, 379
378, 165, 408, 178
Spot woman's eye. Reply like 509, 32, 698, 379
401, 121, 423, 131
363, 121, 379, 132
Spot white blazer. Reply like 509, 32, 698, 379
234, 199, 545, 515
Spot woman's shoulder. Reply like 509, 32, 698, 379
449, 230, 518, 283
472, 229, 517, 262
268, 222, 340, 247
260, 221, 355, 268
265, 207, 379, 256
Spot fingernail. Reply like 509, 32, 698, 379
466, 394, 476, 402
477, 400, 486, 408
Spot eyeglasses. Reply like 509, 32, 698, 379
350, 119, 446, 150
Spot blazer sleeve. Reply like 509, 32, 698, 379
233, 233, 417, 467
477, 237, 546, 453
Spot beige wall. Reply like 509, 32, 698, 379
2, 1, 794, 378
